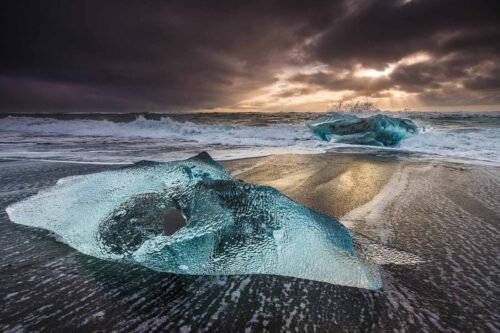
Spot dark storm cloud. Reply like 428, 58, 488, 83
464, 68, 500, 91
0, 0, 344, 111
273, 87, 316, 99
307, 0, 500, 66
0, 0, 499, 112
294, 0, 500, 105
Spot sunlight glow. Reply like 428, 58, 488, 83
354, 52, 431, 78
210, 52, 437, 112
355, 65, 394, 78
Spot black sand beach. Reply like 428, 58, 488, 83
1, 153, 499, 332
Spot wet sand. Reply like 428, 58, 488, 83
0, 153, 499, 332
222, 153, 399, 218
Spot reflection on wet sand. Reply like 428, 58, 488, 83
223, 153, 398, 217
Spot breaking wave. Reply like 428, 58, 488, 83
0, 116, 314, 147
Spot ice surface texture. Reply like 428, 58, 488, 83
7, 152, 381, 289
308, 113, 418, 146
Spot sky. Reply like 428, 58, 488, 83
1, 0, 499, 113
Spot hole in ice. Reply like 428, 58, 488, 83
163, 207, 186, 236
98, 193, 175, 255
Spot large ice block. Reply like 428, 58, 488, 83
6, 152, 381, 289
307, 113, 418, 146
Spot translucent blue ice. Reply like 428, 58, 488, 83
307, 113, 418, 146
7, 152, 381, 289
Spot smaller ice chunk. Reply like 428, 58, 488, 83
307, 113, 418, 146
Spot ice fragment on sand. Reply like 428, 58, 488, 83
7, 152, 381, 289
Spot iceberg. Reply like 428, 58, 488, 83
307, 113, 418, 146
6, 152, 381, 289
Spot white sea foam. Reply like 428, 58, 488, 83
400, 126, 499, 163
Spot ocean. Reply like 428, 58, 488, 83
0, 111, 498, 165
